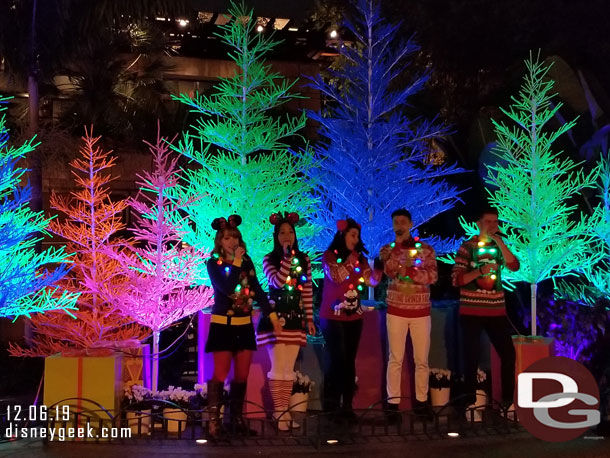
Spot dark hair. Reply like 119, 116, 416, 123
327, 218, 367, 261
266, 221, 309, 275
212, 227, 247, 257
391, 208, 412, 220
477, 207, 499, 220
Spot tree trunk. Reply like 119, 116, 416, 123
197, 310, 205, 386
152, 330, 160, 392
28, 0, 43, 249
531, 283, 537, 336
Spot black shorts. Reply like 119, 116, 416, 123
205, 322, 257, 353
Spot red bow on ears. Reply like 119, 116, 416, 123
336, 219, 361, 232
269, 212, 300, 225
211, 214, 242, 231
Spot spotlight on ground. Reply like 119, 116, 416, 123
196, 439, 208, 444
327, 439, 339, 444
447, 432, 460, 438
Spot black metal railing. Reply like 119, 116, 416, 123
1, 396, 521, 448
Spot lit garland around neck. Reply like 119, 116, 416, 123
334, 249, 365, 292
390, 236, 423, 281
285, 250, 307, 292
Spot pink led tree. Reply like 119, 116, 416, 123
11, 128, 148, 357
110, 129, 213, 390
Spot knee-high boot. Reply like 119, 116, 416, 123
229, 381, 257, 436
205, 380, 224, 438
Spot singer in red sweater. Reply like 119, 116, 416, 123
320, 218, 381, 419
379, 209, 437, 417
451, 207, 520, 411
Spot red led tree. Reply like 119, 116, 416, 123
11, 128, 148, 357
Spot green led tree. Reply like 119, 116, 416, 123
485, 53, 601, 335
555, 151, 610, 305
171, 0, 319, 277
0, 95, 78, 319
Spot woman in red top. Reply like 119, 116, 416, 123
320, 218, 380, 419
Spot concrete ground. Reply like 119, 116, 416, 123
1, 430, 609, 458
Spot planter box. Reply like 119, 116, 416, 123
512, 335, 555, 376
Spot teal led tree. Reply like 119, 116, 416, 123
171, 0, 319, 274
485, 54, 601, 335
307, 0, 464, 261
0, 95, 78, 319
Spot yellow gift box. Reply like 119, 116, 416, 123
44, 353, 123, 423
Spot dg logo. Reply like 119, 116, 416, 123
515, 356, 600, 441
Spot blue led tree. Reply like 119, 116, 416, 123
0, 95, 78, 319
171, 0, 319, 278
485, 54, 601, 335
307, 0, 464, 263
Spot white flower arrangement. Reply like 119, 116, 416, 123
292, 371, 314, 394
123, 384, 154, 410
429, 368, 452, 388
157, 385, 197, 409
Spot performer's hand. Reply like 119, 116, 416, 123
386, 258, 399, 272
307, 322, 316, 336
379, 245, 391, 261
234, 246, 245, 259
271, 316, 283, 335
480, 263, 499, 275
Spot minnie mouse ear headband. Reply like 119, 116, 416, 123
337, 218, 361, 232
211, 214, 242, 231
269, 212, 299, 226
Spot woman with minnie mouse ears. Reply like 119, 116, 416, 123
205, 214, 282, 438
257, 212, 315, 431
320, 218, 381, 420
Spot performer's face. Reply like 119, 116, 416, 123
278, 223, 296, 247
392, 215, 413, 238
345, 228, 360, 251
477, 213, 499, 236
221, 232, 239, 256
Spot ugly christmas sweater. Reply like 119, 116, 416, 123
451, 236, 520, 317
381, 237, 438, 318
207, 256, 272, 318
256, 252, 314, 346
320, 250, 372, 322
